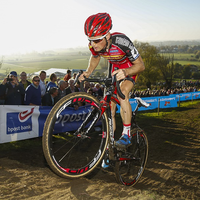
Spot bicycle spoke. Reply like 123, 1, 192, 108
42, 92, 109, 178
58, 138, 82, 162
114, 131, 148, 186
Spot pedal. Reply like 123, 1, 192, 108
114, 142, 132, 151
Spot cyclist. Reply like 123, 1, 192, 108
79, 13, 145, 151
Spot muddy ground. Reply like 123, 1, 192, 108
0, 102, 200, 200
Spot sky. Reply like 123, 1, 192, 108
0, 0, 200, 55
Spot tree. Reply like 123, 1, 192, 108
195, 51, 200, 59
192, 71, 200, 79
174, 63, 183, 78
156, 54, 175, 89
134, 41, 160, 88
182, 65, 192, 79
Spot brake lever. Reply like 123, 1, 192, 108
74, 70, 85, 92
74, 70, 83, 85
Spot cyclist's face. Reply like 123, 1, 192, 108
89, 35, 107, 52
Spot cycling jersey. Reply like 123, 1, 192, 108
89, 32, 140, 82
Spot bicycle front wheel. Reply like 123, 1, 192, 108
42, 92, 109, 178
114, 129, 148, 186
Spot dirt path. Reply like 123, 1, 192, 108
0, 103, 200, 200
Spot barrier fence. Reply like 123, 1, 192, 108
1, 91, 200, 144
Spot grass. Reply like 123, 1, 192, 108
175, 60, 200, 66
136, 100, 200, 120
0, 137, 41, 151
0, 54, 91, 75
162, 53, 200, 66
0, 53, 106, 81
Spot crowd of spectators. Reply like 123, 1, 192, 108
0, 69, 200, 106
132, 86, 198, 98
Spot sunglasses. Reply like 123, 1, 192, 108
88, 32, 109, 44
33, 80, 40, 82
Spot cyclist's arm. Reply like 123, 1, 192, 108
125, 55, 145, 76
80, 55, 101, 81
112, 55, 145, 80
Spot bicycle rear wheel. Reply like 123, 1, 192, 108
42, 92, 109, 178
114, 129, 148, 186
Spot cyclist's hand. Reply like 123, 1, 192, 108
112, 69, 126, 81
79, 71, 90, 82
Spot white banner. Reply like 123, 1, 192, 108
0, 105, 40, 144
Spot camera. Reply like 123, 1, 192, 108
7, 78, 13, 82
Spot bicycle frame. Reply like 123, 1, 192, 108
74, 72, 149, 162
42, 72, 149, 186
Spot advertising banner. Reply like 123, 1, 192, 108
38, 105, 100, 137
159, 96, 178, 108
192, 92, 200, 100
138, 97, 158, 111
179, 92, 192, 101
0, 91, 200, 144
0, 105, 40, 144
0, 105, 100, 144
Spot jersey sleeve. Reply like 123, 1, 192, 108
114, 34, 140, 62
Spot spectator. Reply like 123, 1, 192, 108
93, 83, 100, 96
39, 71, 47, 97
46, 73, 57, 92
75, 80, 81, 92
24, 76, 41, 105
19, 71, 31, 104
66, 79, 79, 95
0, 71, 25, 105
19, 71, 31, 90
84, 81, 90, 92
42, 87, 58, 106
63, 70, 71, 82
54, 80, 68, 103
72, 73, 77, 79
87, 88, 94, 95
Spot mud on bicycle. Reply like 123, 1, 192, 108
42, 71, 149, 186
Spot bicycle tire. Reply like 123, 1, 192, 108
114, 129, 148, 186
42, 92, 109, 178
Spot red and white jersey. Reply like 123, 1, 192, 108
89, 32, 140, 81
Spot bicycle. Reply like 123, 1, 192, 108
42, 71, 149, 186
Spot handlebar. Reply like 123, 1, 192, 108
74, 70, 126, 99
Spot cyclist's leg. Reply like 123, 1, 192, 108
115, 80, 134, 148
119, 79, 134, 125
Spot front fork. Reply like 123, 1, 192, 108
74, 106, 100, 136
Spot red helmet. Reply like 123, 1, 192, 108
84, 13, 112, 37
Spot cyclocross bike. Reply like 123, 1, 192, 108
42, 71, 149, 186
